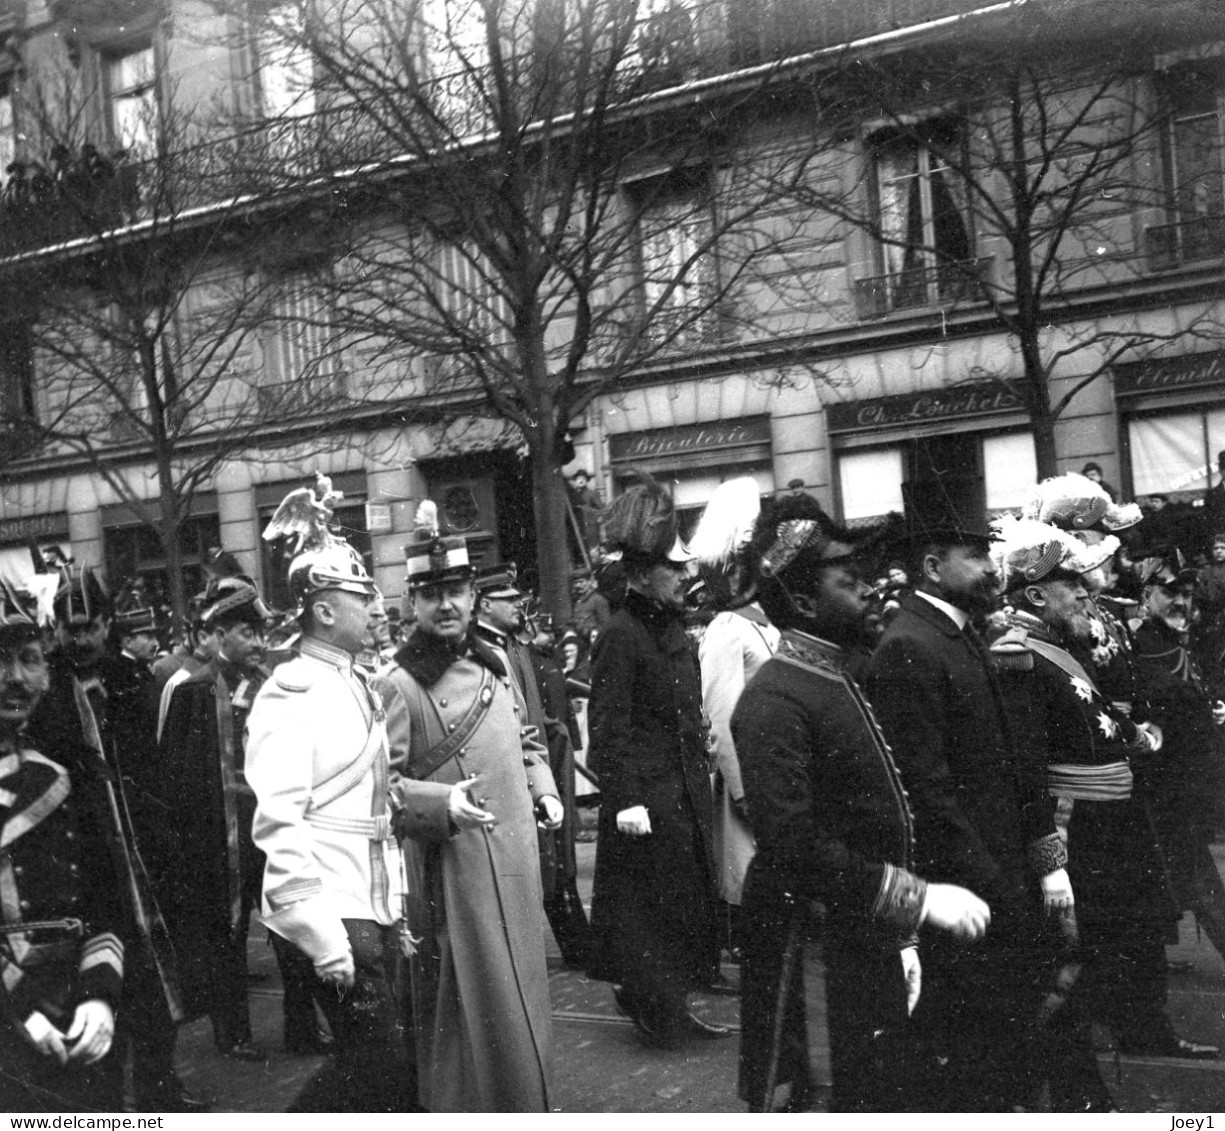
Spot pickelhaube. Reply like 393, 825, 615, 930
262, 474, 377, 606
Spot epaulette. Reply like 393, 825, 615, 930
271, 658, 314, 693
990, 626, 1034, 672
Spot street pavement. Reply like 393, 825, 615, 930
171, 838, 1225, 1113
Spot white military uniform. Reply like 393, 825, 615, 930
246, 636, 403, 964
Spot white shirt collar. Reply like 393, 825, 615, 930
915, 589, 969, 631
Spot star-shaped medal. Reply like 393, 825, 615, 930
1096, 712, 1117, 740
1070, 675, 1094, 703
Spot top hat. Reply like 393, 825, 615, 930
404, 500, 475, 589
901, 482, 996, 548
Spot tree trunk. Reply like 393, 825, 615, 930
155, 464, 188, 633
1018, 328, 1059, 479
531, 444, 574, 625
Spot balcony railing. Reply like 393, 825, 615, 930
1144, 215, 1225, 272
852, 255, 994, 319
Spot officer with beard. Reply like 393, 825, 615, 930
992, 520, 1211, 1103
865, 501, 1069, 1110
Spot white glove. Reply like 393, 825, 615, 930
900, 946, 921, 1016
65, 999, 115, 1065
920, 883, 991, 941
1040, 867, 1075, 919
314, 950, 356, 990
448, 774, 495, 830
1213, 701, 1225, 727
23, 1010, 68, 1065
1135, 721, 1163, 753
616, 805, 652, 836
536, 794, 564, 829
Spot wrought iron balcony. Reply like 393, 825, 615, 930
852, 255, 994, 319
1144, 214, 1225, 272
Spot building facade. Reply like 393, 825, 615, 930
0, 0, 1223, 617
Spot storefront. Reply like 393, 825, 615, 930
826, 382, 1037, 528
608, 414, 776, 536
1117, 350, 1225, 505
0, 511, 71, 588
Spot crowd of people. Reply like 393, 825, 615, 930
2, 464, 1223, 1113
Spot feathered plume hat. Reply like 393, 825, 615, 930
993, 515, 1117, 594
263, 472, 376, 606
404, 500, 475, 589
601, 471, 693, 567
689, 477, 762, 609
53, 563, 111, 625
1023, 472, 1142, 533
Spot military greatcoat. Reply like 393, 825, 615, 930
376, 628, 558, 1113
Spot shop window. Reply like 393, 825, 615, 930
838, 447, 905, 524
1152, 69, 1225, 268
1129, 407, 1225, 501
855, 122, 979, 317
666, 465, 775, 541
982, 432, 1038, 513
104, 44, 158, 155
629, 171, 721, 347
104, 510, 220, 608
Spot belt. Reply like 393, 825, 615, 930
304, 811, 394, 841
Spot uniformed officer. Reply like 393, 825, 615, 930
246, 483, 414, 1112
0, 580, 126, 1112
376, 501, 562, 1112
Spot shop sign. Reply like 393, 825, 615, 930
826, 383, 1023, 434
610, 415, 771, 462
365, 502, 392, 533
1115, 351, 1225, 397
0, 512, 69, 545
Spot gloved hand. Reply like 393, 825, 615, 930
314, 950, 356, 990
920, 883, 991, 941
1213, 700, 1225, 727
616, 805, 652, 836
23, 1010, 69, 1065
1134, 721, 1163, 753
65, 999, 114, 1064
448, 774, 495, 830
1040, 867, 1074, 919
900, 946, 921, 1016
536, 794, 564, 829
729, 794, 751, 825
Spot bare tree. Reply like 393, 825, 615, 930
771, 0, 1225, 478
219, 0, 825, 619
0, 64, 362, 624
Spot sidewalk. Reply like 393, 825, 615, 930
172, 840, 1225, 1112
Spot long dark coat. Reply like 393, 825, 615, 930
157, 661, 265, 1017
586, 589, 717, 998
732, 631, 925, 1112
865, 595, 1057, 1110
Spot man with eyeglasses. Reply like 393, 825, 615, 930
158, 578, 272, 1062
376, 504, 562, 1111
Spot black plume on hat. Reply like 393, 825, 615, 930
601, 471, 686, 564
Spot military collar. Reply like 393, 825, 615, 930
473, 619, 509, 649
778, 628, 846, 671
299, 636, 358, 672
1004, 608, 1061, 644
394, 626, 507, 688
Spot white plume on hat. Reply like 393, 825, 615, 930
689, 477, 762, 567
993, 515, 1116, 591
1023, 472, 1142, 532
